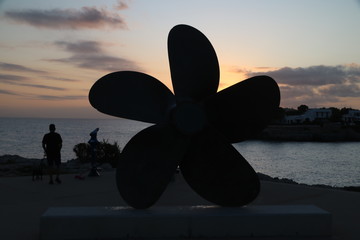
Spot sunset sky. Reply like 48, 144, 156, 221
1, 0, 360, 118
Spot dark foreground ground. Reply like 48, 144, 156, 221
1, 170, 360, 239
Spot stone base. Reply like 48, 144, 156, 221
40, 205, 331, 239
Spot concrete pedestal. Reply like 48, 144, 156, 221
40, 205, 331, 239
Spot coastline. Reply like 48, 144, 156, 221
257, 124, 360, 142
1, 154, 359, 192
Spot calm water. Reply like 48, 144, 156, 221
0, 118, 151, 162
234, 141, 360, 187
0, 118, 359, 187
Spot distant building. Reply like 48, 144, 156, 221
284, 115, 303, 124
342, 110, 360, 125
285, 108, 332, 124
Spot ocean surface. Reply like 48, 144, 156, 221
0, 117, 359, 187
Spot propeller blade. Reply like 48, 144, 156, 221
89, 71, 175, 124
204, 75, 280, 143
180, 128, 260, 206
168, 24, 219, 102
116, 124, 189, 209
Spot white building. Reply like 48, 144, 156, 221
285, 108, 332, 124
342, 110, 360, 125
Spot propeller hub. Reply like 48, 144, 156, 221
172, 101, 206, 135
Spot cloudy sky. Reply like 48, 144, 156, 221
1, 0, 360, 118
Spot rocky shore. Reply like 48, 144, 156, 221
0, 154, 114, 177
258, 124, 360, 141
1, 154, 359, 192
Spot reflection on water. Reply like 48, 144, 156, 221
234, 140, 360, 187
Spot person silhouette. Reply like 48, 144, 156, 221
42, 124, 62, 184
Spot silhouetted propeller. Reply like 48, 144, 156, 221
180, 127, 260, 206
89, 24, 280, 209
204, 75, 280, 143
89, 71, 175, 124
117, 124, 190, 209
168, 24, 219, 102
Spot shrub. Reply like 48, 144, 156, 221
73, 140, 121, 168
73, 143, 91, 163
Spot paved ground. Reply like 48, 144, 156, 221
0, 170, 359, 239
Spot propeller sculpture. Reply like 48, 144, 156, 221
89, 24, 280, 209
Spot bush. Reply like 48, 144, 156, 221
73, 140, 121, 168
73, 143, 91, 163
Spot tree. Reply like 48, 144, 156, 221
272, 107, 286, 122
297, 104, 309, 114
329, 107, 341, 122
73, 140, 121, 168
284, 108, 299, 116
340, 107, 351, 115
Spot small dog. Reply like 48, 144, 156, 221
32, 158, 45, 181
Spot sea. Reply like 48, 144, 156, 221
0, 117, 359, 187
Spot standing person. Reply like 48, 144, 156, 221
42, 124, 62, 184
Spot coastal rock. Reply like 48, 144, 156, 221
257, 172, 298, 185
0, 155, 115, 177
0, 155, 40, 177
258, 124, 360, 142
0, 154, 38, 164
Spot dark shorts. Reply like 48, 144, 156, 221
47, 154, 61, 167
